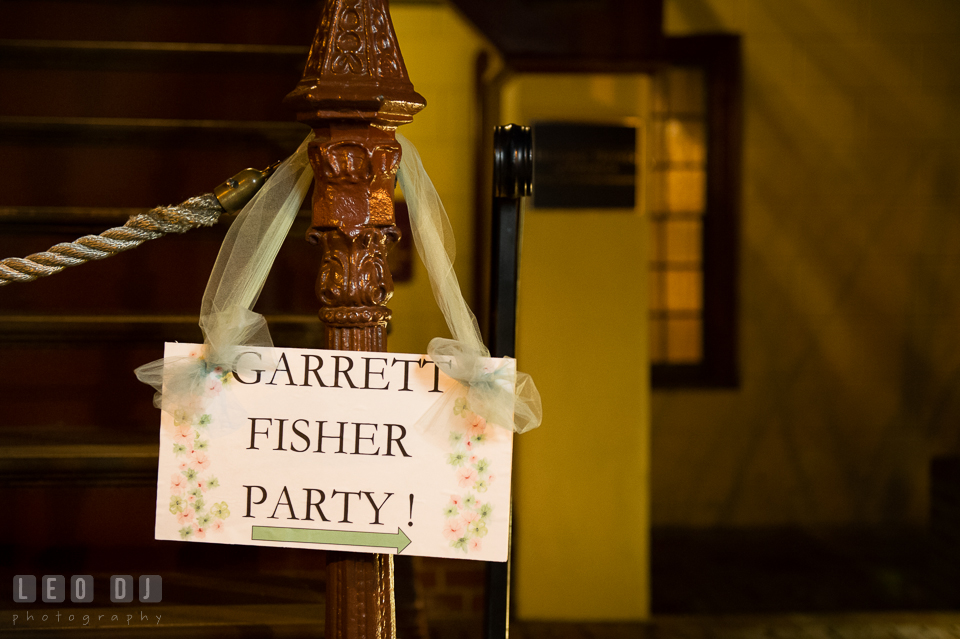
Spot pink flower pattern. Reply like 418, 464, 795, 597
166, 349, 232, 541
468, 415, 487, 439
443, 396, 495, 554
456, 466, 478, 488
442, 518, 466, 540
190, 451, 211, 470
173, 424, 192, 444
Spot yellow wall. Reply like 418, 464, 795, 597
388, 5, 490, 354
653, 0, 960, 527
502, 75, 651, 620
386, 0, 960, 618
390, 6, 652, 621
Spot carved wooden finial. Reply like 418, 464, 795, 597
285, 0, 425, 128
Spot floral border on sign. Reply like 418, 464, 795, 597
442, 397, 496, 554
164, 349, 232, 540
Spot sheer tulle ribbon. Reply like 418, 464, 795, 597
135, 130, 542, 434
396, 133, 541, 433
134, 133, 315, 409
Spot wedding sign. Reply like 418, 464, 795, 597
154, 343, 514, 561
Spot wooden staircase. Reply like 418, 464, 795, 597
0, 1, 332, 633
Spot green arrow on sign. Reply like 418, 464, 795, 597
251, 525, 413, 553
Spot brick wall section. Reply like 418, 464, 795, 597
414, 556, 486, 635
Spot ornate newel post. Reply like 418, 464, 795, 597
284, 1, 424, 636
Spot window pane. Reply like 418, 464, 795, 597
665, 271, 702, 311
666, 317, 703, 362
665, 170, 706, 213
664, 219, 702, 264
649, 64, 714, 368
653, 119, 707, 166
663, 119, 706, 164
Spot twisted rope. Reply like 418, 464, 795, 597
0, 194, 224, 286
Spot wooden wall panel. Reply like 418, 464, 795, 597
0, 67, 306, 121
0, 0, 319, 45
0, 3, 330, 621
0, 128, 305, 207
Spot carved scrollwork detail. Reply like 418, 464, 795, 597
314, 227, 400, 311
332, 0, 366, 75
320, 142, 373, 183
311, 140, 400, 185
319, 306, 391, 327
370, 6, 401, 78
284, 0, 425, 127
371, 143, 400, 177
308, 138, 401, 229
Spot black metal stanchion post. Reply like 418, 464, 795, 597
484, 123, 533, 639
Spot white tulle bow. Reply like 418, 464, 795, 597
135, 133, 315, 406
396, 133, 541, 433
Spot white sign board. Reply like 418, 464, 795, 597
155, 343, 513, 561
